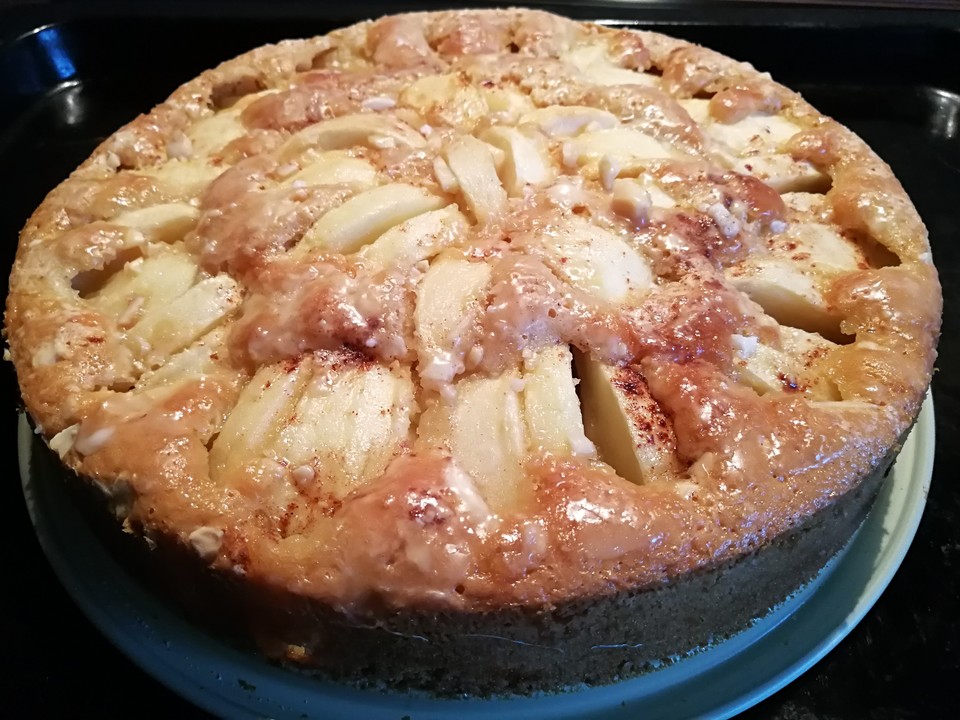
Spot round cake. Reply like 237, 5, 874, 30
5, 8, 941, 695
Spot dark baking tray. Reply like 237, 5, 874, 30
3, 2, 959, 718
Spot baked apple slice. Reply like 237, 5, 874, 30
278, 150, 379, 190
417, 344, 591, 511
573, 350, 682, 484
733, 327, 840, 401
358, 205, 469, 271
680, 97, 829, 192
727, 213, 872, 341
442, 135, 508, 224
538, 215, 653, 302
211, 353, 415, 501
298, 183, 446, 254
414, 254, 492, 387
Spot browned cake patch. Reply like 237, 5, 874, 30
4, 8, 940, 695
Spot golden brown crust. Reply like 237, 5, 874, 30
4, 8, 941, 692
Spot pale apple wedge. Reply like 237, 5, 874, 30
112, 203, 201, 243
582, 65, 660, 88
398, 73, 488, 126
539, 215, 652, 303
479, 126, 554, 196
400, 73, 474, 110
296, 183, 446, 255
708, 113, 801, 156
610, 177, 675, 224
432, 156, 460, 194
140, 159, 224, 201
443, 136, 507, 225
481, 86, 536, 124
273, 355, 415, 499
567, 44, 660, 87
677, 98, 710, 125
573, 350, 682, 484
563, 128, 680, 175
678, 98, 829, 191
733, 327, 840, 401
358, 205, 469, 271
135, 327, 230, 390
728, 155, 830, 194
414, 255, 492, 387
88, 245, 199, 323
773, 222, 869, 274
278, 114, 426, 162
728, 262, 843, 342
210, 360, 312, 483
520, 105, 619, 137
417, 368, 528, 512
728, 219, 868, 342
678, 98, 800, 154
780, 196, 900, 268
186, 90, 276, 156
127, 274, 241, 361
279, 151, 379, 190
522, 345, 595, 458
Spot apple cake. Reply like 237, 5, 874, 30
5, 8, 941, 695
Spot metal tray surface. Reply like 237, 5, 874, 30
3, 4, 958, 718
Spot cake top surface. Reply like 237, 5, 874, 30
5, 8, 940, 612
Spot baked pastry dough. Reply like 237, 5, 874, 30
5, 9, 940, 694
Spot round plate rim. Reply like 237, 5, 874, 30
18, 395, 935, 719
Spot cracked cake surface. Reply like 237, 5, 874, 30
5, 8, 940, 694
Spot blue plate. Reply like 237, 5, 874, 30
19, 396, 934, 719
